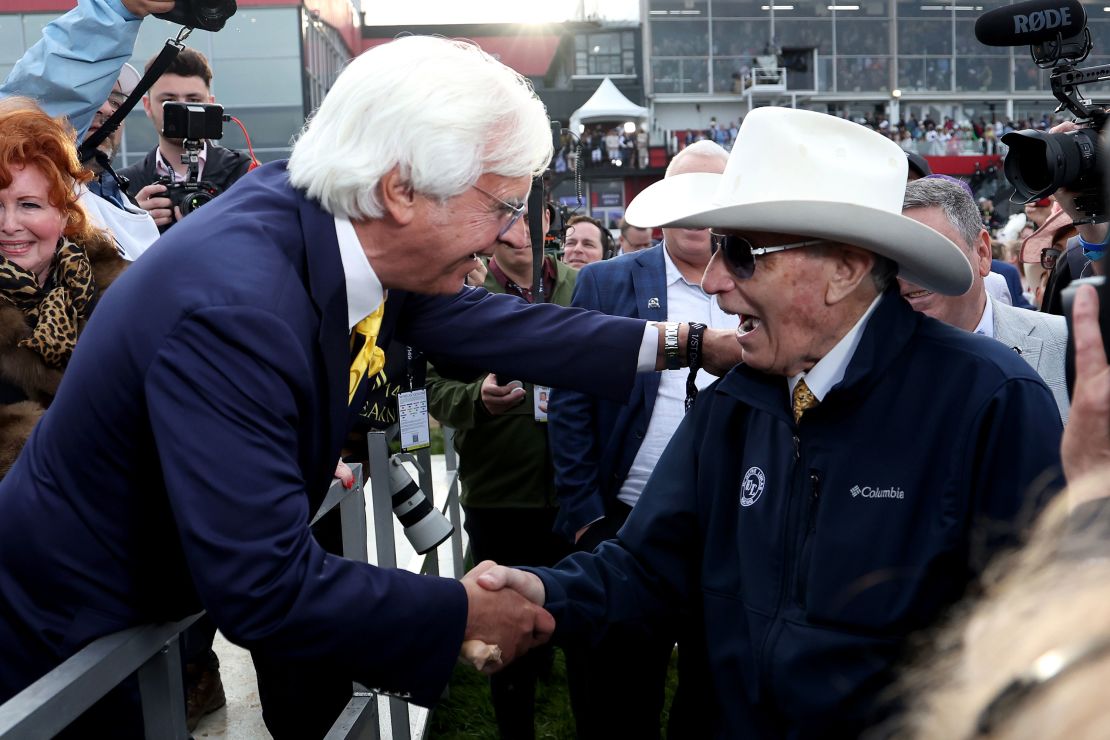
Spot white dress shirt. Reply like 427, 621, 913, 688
618, 246, 739, 508
787, 294, 882, 402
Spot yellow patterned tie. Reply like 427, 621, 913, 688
348, 302, 386, 404
791, 379, 819, 424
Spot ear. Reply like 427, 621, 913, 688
142, 95, 153, 119
973, 229, 993, 278
824, 245, 875, 305
378, 167, 417, 226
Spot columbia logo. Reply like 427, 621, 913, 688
851, 484, 905, 500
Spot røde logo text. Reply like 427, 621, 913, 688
1012, 6, 1071, 34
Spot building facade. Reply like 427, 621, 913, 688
644, 0, 1110, 134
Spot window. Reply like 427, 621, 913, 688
575, 30, 637, 76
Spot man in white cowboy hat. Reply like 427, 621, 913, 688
475, 107, 1064, 737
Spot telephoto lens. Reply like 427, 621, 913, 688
387, 456, 453, 555
1002, 126, 1102, 204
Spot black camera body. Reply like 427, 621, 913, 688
157, 177, 221, 218
154, 0, 237, 32
999, 18, 1110, 223
159, 102, 226, 222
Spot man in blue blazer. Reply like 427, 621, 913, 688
0, 37, 740, 738
548, 141, 733, 738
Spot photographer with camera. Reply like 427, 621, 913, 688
121, 48, 252, 230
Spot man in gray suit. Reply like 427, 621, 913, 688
898, 177, 1070, 423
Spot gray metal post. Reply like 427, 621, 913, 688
415, 445, 439, 576
339, 462, 368, 564
137, 636, 188, 740
444, 427, 465, 579
365, 431, 411, 740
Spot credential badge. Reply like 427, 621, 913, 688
740, 467, 766, 507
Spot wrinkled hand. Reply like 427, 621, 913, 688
476, 562, 547, 605
135, 183, 178, 227
334, 459, 354, 490
1062, 285, 1110, 503
480, 374, 525, 415
461, 561, 552, 673
701, 327, 744, 377
121, 0, 176, 17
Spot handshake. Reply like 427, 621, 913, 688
459, 561, 551, 674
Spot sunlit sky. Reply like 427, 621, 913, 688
362, 0, 641, 25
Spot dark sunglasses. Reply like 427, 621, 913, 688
1040, 247, 1062, 271
709, 232, 825, 279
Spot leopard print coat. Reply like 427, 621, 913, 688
0, 234, 127, 476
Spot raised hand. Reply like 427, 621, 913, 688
1062, 284, 1110, 503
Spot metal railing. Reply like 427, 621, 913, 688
0, 445, 467, 740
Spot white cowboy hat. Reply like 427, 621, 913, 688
624, 107, 973, 296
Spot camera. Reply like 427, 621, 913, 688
159, 102, 225, 221
154, 0, 237, 32
988, 4, 1109, 222
387, 455, 453, 555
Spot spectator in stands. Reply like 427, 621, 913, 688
562, 214, 612, 269
426, 204, 572, 740
0, 0, 166, 260
0, 36, 744, 739
0, 102, 127, 473
617, 217, 652, 255
548, 140, 732, 740
900, 177, 1069, 422
122, 48, 253, 231
479, 107, 1063, 738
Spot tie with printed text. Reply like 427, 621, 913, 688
792, 379, 819, 424
348, 302, 386, 405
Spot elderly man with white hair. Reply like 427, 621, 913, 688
479, 108, 1064, 738
0, 36, 739, 739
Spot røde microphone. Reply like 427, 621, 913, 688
974, 0, 1086, 47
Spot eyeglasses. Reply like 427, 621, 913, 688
709, 232, 825, 280
1040, 247, 1062, 271
472, 184, 527, 237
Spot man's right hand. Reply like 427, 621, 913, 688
462, 561, 553, 670
121, 0, 176, 17
135, 183, 178, 228
480, 374, 526, 415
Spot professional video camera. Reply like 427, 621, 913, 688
157, 101, 225, 219
976, 0, 1107, 223
154, 0, 237, 32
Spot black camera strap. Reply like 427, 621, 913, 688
77, 27, 192, 165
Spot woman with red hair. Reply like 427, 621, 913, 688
0, 99, 126, 473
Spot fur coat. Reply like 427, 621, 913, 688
0, 235, 127, 476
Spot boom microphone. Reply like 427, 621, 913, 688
974, 0, 1085, 47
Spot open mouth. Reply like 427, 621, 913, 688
902, 288, 932, 301
738, 314, 762, 336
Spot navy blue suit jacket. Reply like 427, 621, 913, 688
548, 245, 667, 542
0, 162, 645, 706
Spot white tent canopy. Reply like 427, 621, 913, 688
569, 77, 649, 134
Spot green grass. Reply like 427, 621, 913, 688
427, 647, 679, 739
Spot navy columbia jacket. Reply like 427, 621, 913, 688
535, 288, 1064, 738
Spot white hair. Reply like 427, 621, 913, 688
288, 36, 553, 219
